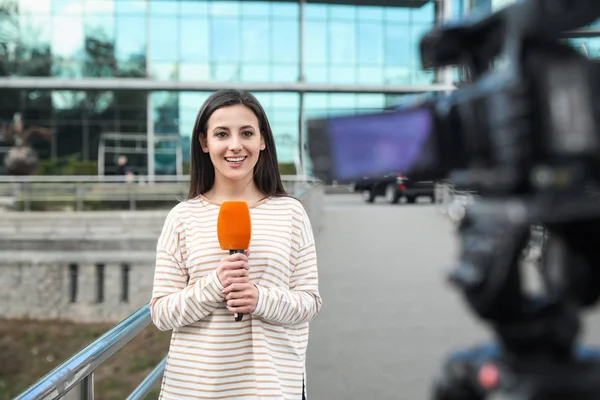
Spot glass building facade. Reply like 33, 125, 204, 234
1, 0, 597, 175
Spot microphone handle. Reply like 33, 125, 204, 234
229, 249, 245, 321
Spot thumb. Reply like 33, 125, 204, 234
245, 250, 251, 257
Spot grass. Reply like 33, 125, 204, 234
0, 318, 171, 400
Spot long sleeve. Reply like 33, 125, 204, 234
150, 206, 225, 331
252, 205, 322, 325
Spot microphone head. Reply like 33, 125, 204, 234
217, 201, 252, 251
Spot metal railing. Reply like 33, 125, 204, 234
13, 178, 322, 400
14, 305, 158, 400
0, 174, 315, 211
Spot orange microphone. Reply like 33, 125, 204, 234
217, 201, 252, 322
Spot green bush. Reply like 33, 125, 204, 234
278, 162, 297, 175
36, 154, 97, 175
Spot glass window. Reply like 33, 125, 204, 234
19, 0, 51, 14
241, 64, 270, 82
330, 5, 355, 20
20, 14, 52, 46
151, 16, 179, 62
414, 69, 434, 85
115, 15, 146, 62
329, 21, 356, 65
384, 23, 412, 66
385, 6, 410, 22
242, 19, 270, 63
52, 90, 85, 110
84, 0, 114, 14
252, 92, 272, 108
211, 62, 241, 81
210, 1, 240, 17
115, 1, 146, 14
210, 18, 239, 62
305, 4, 328, 20
356, 94, 385, 109
179, 63, 210, 81
150, 0, 179, 15
242, 1, 270, 16
357, 22, 383, 65
329, 93, 356, 109
180, 18, 209, 61
271, 2, 297, 18
85, 15, 115, 43
272, 19, 298, 63
53, 0, 83, 15
384, 66, 412, 85
357, 6, 383, 21
272, 93, 299, 108
52, 15, 84, 59
358, 67, 383, 84
305, 66, 327, 83
305, 93, 328, 110
272, 64, 298, 82
180, 1, 208, 15
304, 21, 327, 64
329, 67, 355, 84
412, 2, 435, 23
151, 62, 178, 80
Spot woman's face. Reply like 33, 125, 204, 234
202, 104, 266, 185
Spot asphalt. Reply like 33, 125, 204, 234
305, 194, 600, 400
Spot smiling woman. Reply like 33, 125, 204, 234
149, 89, 322, 400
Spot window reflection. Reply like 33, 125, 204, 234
150, 16, 179, 62
272, 19, 298, 63
19, 0, 51, 14
180, 18, 209, 61
52, 15, 84, 59
241, 65, 270, 83
329, 21, 356, 65
20, 14, 51, 47
150, 0, 179, 16
358, 22, 383, 65
210, 18, 239, 62
115, 1, 146, 14
84, 0, 114, 14
115, 15, 145, 63
305, 21, 327, 64
53, 0, 83, 15
179, 63, 210, 81
242, 21, 271, 63
271, 2, 297, 18
385, 23, 412, 66
210, 1, 240, 17
272, 65, 298, 82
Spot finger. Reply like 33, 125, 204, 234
227, 305, 253, 314
222, 283, 251, 295
244, 250, 251, 257
224, 253, 248, 263
222, 276, 249, 288
224, 269, 249, 279
226, 289, 250, 300
221, 261, 250, 270
226, 297, 252, 307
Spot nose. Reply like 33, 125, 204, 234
228, 134, 242, 152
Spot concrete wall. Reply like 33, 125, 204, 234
0, 183, 324, 323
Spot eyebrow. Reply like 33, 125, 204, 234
212, 125, 255, 132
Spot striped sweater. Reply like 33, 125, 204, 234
150, 195, 322, 399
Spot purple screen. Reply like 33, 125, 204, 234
327, 108, 435, 181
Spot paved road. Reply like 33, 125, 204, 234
306, 194, 600, 400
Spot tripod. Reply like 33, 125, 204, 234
432, 198, 600, 400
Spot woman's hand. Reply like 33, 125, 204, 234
223, 282, 259, 314
216, 251, 250, 288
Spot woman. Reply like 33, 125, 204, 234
150, 89, 322, 400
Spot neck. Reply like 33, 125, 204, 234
207, 174, 265, 203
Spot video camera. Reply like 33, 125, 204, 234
307, 0, 600, 398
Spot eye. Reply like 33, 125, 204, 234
242, 130, 254, 137
215, 131, 227, 138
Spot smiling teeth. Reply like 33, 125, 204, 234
226, 157, 245, 162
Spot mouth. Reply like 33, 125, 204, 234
224, 156, 247, 167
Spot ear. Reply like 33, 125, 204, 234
200, 135, 209, 153
260, 135, 266, 151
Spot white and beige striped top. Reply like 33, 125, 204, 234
150, 195, 322, 400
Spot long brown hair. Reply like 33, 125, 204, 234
188, 89, 288, 200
